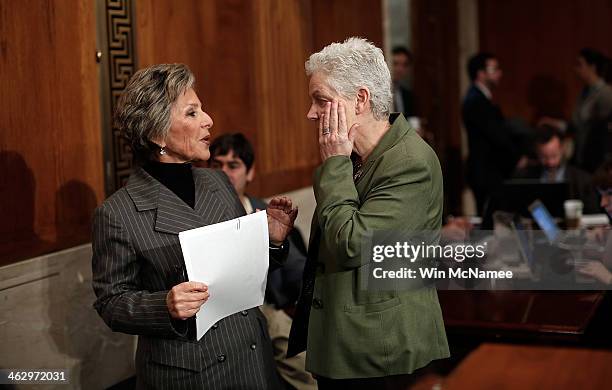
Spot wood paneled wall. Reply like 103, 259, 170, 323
479, 0, 612, 123
311, 0, 383, 50
0, 0, 382, 266
412, 0, 463, 215
245, 0, 318, 195
0, 1, 104, 266
136, 0, 382, 197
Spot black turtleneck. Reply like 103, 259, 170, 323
144, 161, 195, 209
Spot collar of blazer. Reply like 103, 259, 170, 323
367, 113, 411, 161
125, 166, 225, 235
309, 114, 414, 254
354, 113, 412, 184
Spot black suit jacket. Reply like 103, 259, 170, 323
92, 167, 285, 390
395, 84, 416, 118
462, 85, 519, 211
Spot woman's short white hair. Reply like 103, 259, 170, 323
305, 37, 392, 121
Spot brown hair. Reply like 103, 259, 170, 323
114, 63, 195, 164
593, 157, 612, 190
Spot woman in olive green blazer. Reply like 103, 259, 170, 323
289, 38, 449, 387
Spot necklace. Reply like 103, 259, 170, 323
352, 156, 364, 182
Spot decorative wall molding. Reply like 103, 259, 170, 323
98, 0, 137, 195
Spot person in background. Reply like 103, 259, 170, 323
596, 158, 612, 220
462, 52, 528, 215
391, 46, 416, 118
207, 133, 317, 390
578, 158, 612, 284
289, 37, 449, 389
539, 48, 612, 173
92, 63, 297, 389
441, 216, 474, 243
514, 126, 600, 214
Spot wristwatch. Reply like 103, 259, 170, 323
269, 242, 286, 250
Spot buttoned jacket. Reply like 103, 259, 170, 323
92, 167, 284, 389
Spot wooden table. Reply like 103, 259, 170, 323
438, 291, 606, 342
443, 343, 612, 390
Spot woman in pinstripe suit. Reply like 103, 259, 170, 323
92, 64, 297, 389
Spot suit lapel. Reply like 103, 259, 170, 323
155, 184, 206, 234
126, 167, 226, 235
354, 114, 411, 193
193, 169, 229, 226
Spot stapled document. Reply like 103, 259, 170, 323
179, 210, 269, 340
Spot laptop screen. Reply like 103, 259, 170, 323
529, 200, 561, 243
512, 218, 535, 269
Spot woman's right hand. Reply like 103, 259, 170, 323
166, 282, 209, 320
577, 261, 612, 285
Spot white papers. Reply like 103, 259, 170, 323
179, 210, 269, 340
581, 214, 610, 228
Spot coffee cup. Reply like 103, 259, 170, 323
564, 199, 583, 229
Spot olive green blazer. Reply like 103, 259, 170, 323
298, 114, 450, 379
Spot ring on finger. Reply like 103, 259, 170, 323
322, 128, 331, 135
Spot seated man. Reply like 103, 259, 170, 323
207, 132, 316, 390
515, 126, 600, 214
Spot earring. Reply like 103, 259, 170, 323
159, 147, 166, 155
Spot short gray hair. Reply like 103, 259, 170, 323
114, 63, 195, 164
305, 37, 392, 121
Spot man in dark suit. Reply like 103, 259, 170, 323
514, 126, 600, 214
391, 46, 416, 118
462, 52, 526, 215
207, 133, 308, 310
208, 133, 316, 390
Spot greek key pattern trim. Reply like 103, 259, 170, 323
106, 0, 135, 190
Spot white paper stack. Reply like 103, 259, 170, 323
581, 214, 610, 228
179, 210, 269, 340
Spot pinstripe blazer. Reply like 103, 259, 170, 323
92, 166, 284, 390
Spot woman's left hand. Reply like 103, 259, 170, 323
577, 261, 612, 285
266, 196, 298, 245
319, 100, 358, 162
